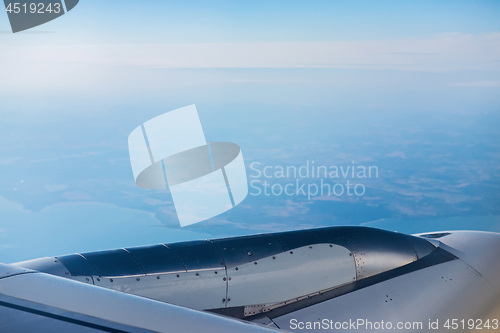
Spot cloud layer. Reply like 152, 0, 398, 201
2, 33, 500, 72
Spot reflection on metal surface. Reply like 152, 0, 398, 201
403, 234, 437, 259
0, 263, 32, 279
227, 244, 355, 308
94, 270, 227, 311
273, 227, 421, 279
242, 247, 458, 321
261, 283, 347, 314
420, 232, 452, 239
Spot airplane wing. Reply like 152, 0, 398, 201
4, 226, 500, 332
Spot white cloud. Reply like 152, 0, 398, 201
263, 200, 312, 217
1, 33, 499, 95
143, 198, 172, 206
451, 80, 500, 87
43, 185, 68, 192
0, 157, 21, 165
386, 151, 408, 159
1, 33, 500, 73
29, 152, 99, 163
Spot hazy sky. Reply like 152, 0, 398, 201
1, 1, 499, 109
0, 1, 499, 262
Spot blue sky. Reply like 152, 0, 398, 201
0, 1, 499, 262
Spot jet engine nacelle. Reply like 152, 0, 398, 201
12, 227, 500, 332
